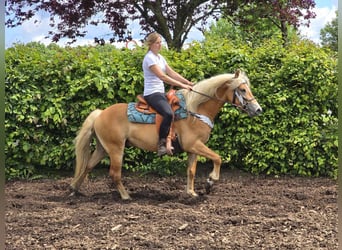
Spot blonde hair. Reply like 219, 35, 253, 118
145, 32, 161, 49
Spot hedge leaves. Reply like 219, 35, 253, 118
5, 39, 337, 179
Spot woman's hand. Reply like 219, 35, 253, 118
181, 82, 193, 91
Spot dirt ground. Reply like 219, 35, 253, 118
5, 166, 337, 249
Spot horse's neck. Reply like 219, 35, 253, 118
195, 81, 228, 120
197, 99, 223, 122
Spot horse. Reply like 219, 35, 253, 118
70, 69, 262, 200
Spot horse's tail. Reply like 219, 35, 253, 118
73, 109, 103, 185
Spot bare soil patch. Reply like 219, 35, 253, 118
5, 167, 337, 249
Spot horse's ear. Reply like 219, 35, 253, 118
234, 69, 241, 78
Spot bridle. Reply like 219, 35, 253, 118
190, 82, 255, 111
232, 82, 256, 111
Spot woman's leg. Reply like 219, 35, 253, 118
144, 93, 173, 155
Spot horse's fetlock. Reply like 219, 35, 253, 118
186, 189, 198, 197
209, 172, 219, 181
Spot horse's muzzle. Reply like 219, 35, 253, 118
254, 107, 262, 116
247, 103, 262, 117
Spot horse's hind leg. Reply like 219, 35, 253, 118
108, 147, 131, 200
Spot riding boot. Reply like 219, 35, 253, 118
157, 138, 168, 156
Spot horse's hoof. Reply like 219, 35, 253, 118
69, 191, 77, 197
186, 190, 198, 197
120, 193, 132, 200
121, 196, 132, 201
68, 189, 84, 197
205, 178, 214, 194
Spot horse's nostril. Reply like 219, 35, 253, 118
256, 108, 262, 115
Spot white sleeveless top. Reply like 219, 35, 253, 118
143, 50, 168, 96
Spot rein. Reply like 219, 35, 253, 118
190, 89, 226, 103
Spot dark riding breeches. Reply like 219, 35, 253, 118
144, 92, 173, 139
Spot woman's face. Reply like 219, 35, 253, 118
150, 36, 162, 53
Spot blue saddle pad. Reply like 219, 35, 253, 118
127, 91, 188, 124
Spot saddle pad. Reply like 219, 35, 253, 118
127, 91, 188, 124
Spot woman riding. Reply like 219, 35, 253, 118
143, 32, 193, 156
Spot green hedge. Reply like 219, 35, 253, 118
5, 39, 337, 179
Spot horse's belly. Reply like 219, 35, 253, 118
127, 123, 159, 151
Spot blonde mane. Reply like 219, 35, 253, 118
180, 72, 250, 112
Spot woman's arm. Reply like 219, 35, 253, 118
149, 64, 192, 90
165, 65, 193, 86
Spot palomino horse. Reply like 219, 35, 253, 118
70, 70, 262, 199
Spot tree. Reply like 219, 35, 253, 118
222, 0, 316, 46
205, 15, 282, 46
320, 10, 338, 52
6, 0, 316, 50
6, 0, 226, 50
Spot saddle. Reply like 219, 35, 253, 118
135, 89, 180, 154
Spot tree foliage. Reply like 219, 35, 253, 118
222, 0, 316, 45
6, 0, 316, 50
6, 0, 224, 50
320, 10, 338, 52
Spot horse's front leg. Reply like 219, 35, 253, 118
186, 153, 199, 197
190, 141, 222, 187
209, 158, 221, 181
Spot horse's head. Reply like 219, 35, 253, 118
183, 70, 262, 117
223, 70, 262, 117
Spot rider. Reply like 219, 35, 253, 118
143, 32, 193, 156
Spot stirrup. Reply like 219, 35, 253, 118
158, 139, 173, 156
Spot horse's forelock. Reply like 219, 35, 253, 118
230, 71, 250, 90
